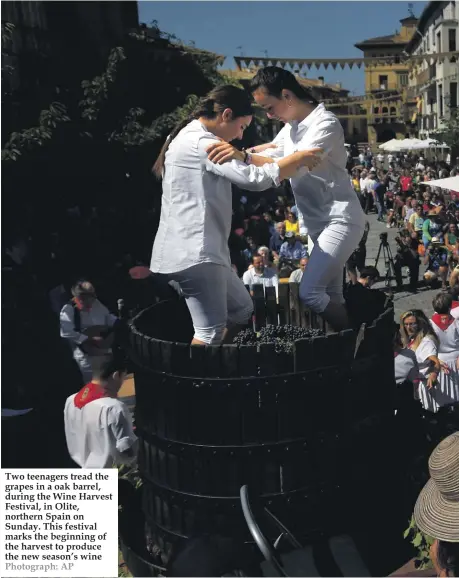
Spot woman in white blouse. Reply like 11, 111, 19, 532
150, 85, 321, 345
399, 310, 445, 412
207, 68, 365, 330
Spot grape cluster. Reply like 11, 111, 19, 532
233, 327, 258, 347
233, 324, 324, 355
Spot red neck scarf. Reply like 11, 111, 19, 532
431, 313, 455, 332
74, 382, 108, 409
73, 296, 93, 313
452, 301, 459, 310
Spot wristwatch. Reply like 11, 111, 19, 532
242, 150, 252, 164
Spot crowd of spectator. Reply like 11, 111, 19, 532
350, 150, 459, 293
3, 143, 459, 462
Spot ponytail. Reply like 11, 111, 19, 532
152, 85, 253, 180
152, 116, 193, 179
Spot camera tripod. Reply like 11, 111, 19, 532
374, 236, 397, 288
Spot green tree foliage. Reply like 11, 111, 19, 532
2, 102, 70, 161
2, 24, 237, 163
431, 106, 459, 159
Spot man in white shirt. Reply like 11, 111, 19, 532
64, 355, 137, 468
289, 258, 308, 283
242, 255, 278, 291
60, 281, 118, 384
415, 158, 425, 171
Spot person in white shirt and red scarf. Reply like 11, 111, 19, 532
429, 293, 459, 413
64, 355, 137, 468
207, 68, 365, 330
150, 85, 322, 346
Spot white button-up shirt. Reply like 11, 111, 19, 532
64, 395, 137, 468
150, 120, 280, 274
60, 300, 117, 362
242, 267, 278, 289
266, 104, 365, 236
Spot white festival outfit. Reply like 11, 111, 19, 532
64, 395, 137, 468
60, 299, 117, 384
150, 120, 281, 345
265, 104, 365, 312
410, 336, 439, 412
426, 314, 459, 413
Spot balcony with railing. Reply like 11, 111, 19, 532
414, 64, 436, 88
369, 82, 399, 92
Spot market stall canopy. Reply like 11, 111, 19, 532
379, 139, 398, 151
425, 176, 459, 190
410, 138, 450, 150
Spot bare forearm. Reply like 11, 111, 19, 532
249, 143, 277, 153
250, 154, 275, 167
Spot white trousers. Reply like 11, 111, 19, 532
165, 263, 254, 345
300, 221, 364, 313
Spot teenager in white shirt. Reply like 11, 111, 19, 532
150, 85, 322, 345
64, 355, 137, 468
207, 69, 365, 330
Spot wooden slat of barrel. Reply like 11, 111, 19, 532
265, 286, 278, 325
293, 338, 313, 373
277, 283, 290, 325
252, 284, 266, 331
149, 338, 162, 372
238, 345, 258, 377
298, 298, 308, 329
189, 344, 206, 377
160, 341, 172, 374
204, 345, 222, 377
221, 344, 239, 378
170, 342, 191, 377
259, 342, 276, 376
289, 283, 300, 327
310, 335, 330, 369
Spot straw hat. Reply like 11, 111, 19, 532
414, 432, 459, 542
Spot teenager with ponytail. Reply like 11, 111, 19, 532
207, 69, 366, 331
150, 85, 322, 345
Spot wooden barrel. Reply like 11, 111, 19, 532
128, 299, 396, 556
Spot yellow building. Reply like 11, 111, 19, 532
355, 15, 418, 145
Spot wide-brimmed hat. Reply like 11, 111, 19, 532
414, 432, 459, 542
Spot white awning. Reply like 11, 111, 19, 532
425, 176, 459, 190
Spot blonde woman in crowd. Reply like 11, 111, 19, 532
399, 310, 448, 413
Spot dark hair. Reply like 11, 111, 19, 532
152, 85, 253, 179
432, 292, 453, 314
71, 280, 96, 298
360, 266, 380, 281
436, 540, 459, 577
250, 66, 319, 105
93, 354, 127, 380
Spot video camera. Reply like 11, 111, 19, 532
379, 232, 389, 246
